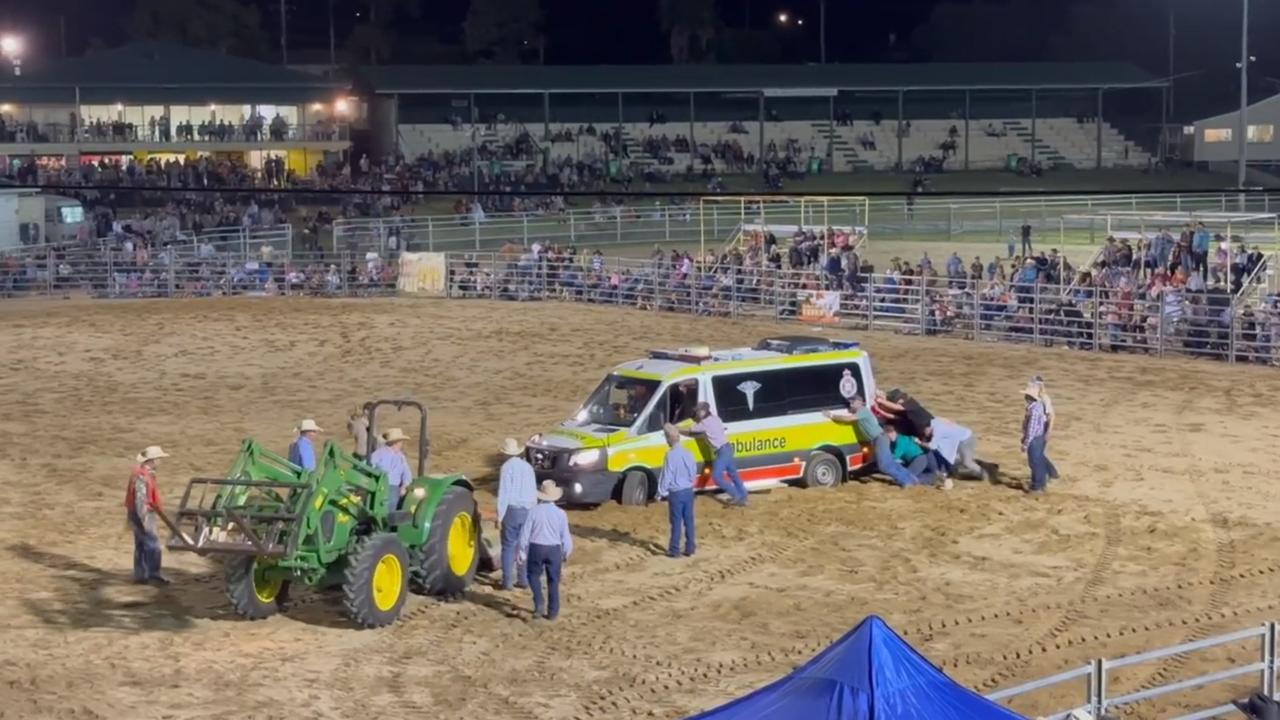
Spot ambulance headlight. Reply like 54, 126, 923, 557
568, 448, 603, 468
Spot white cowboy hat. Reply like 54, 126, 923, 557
382, 428, 411, 444
500, 437, 524, 456
537, 480, 564, 503
1022, 382, 1042, 400
296, 419, 324, 433
136, 446, 170, 463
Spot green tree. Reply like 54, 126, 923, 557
346, 0, 421, 65
464, 0, 544, 63
658, 0, 717, 64
130, 0, 268, 58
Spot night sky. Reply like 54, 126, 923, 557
0, 0, 1275, 118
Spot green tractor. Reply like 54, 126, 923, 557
160, 400, 492, 628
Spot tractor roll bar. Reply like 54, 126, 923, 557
363, 399, 430, 477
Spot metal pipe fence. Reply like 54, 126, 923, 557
333, 191, 1280, 255
985, 622, 1278, 720
435, 252, 1280, 369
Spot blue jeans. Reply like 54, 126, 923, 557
500, 506, 530, 589
906, 452, 938, 483
666, 489, 696, 556
1027, 435, 1050, 492
526, 543, 563, 619
873, 434, 921, 487
128, 511, 162, 581
711, 444, 747, 502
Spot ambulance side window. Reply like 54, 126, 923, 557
787, 364, 864, 414
711, 371, 789, 422
640, 381, 699, 434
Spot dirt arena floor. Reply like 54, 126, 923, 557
2, 296, 1278, 720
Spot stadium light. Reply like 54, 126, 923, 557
0, 34, 23, 76
334, 98, 351, 115
776, 11, 789, 24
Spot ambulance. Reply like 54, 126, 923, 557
525, 336, 877, 505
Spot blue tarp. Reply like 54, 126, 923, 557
687, 615, 1028, 720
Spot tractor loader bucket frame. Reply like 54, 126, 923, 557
364, 399, 430, 476
162, 477, 308, 557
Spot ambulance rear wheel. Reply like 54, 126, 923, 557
802, 451, 843, 489
618, 471, 650, 506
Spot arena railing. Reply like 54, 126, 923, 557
430, 252, 1280, 369
0, 248, 394, 300
333, 192, 1280, 255
985, 622, 1277, 719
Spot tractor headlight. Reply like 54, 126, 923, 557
568, 448, 603, 468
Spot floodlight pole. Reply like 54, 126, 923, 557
1237, 0, 1249, 190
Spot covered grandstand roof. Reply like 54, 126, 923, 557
360, 62, 1163, 95
0, 43, 347, 103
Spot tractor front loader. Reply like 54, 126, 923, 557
159, 399, 493, 628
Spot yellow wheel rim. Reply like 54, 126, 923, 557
446, 512, 476, 577
252, 562, 282, 604
371, 553, 403, 612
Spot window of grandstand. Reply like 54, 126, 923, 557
1248, 124, 1275, 143
1204, 128, 1233, 143
1183, 125, 1195, 135
58, 206, 84, 224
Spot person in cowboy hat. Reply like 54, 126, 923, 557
347, 406, 377, 461
1021, 380, 1052, 494
370, 428, 414, 512
125, 446, 171, 585
517, 480, 574, 621
496, 437, 536, 590
288, 419, 324, 472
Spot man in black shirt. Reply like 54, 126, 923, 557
875, 388, 934, 441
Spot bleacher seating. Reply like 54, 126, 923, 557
397, 118, 1152, 172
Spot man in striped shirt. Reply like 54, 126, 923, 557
1021, 382, 1051, 494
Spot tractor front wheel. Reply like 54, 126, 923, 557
225, 556, 284, 620
342, 533, 410, 628
414, 486, 480, 598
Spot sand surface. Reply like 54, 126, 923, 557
1, 296, 1277, 720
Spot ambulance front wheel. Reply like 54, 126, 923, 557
618, 471, 651, 506
802, 451, 843, 489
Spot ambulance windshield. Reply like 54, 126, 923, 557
575, 374, 661, 428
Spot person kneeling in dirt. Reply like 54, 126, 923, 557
885, 425, 938, 485
929, 418, 989, 490
825, 395, 921, 488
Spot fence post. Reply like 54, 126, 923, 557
973, 278, 981, 342
1157, 303, 1165, 358
1033, 283, 1041, 346
491, 253, 499, 301
107, 250, 114, 297
664, 209, 671, 244
866, 275, 876, 331
731, 266, 738, 317
570, 212, 577, 244
427, 217, 435, 252
918, 281, 928, 335
1266, 621, 1278, 698
1092, 296, 1101, 352
474, 216, 481, 251
1229, 306, 1238, 364
167, 261, 175, 298
1091, 658, 1107, 720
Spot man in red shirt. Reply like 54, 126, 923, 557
125, 446, 171, 585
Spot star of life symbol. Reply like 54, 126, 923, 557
838, 369, 857, 399
737, 380, 763, 411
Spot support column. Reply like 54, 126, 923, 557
542, 91, 551, 173
758, 92, 766, 164
1159, 85, 1168, 162
963, 89, 971, 171
689, 92, 696, 161
896, 90, 905, 171
1030, 88, 1038, 164
1096, 88, 1104, 170
827, 95, 835, 170
616, 92, 624, 170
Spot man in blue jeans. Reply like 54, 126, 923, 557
825, 395, 921, 487
517, 481, 575, 621
685, 401, 748, 506
1021, 382, 1052, 494
496, 437, 536, 590
657, 424, 697, 557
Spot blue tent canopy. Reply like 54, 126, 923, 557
688, 615, 1028, 720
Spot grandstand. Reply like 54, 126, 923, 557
361, 63, 1164, 173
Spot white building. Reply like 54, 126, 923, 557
1189, 94, 1280, 164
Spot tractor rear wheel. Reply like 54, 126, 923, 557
342, 533, 409, 628
413, 486, 480, 598
225, 556, 283, 620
